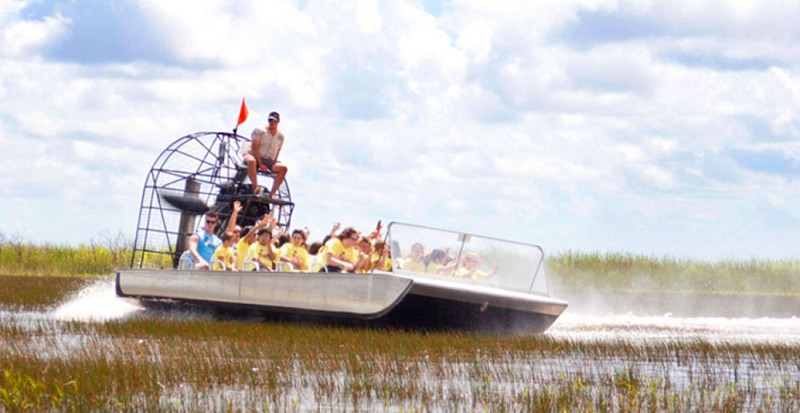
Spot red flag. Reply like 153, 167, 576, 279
236, 97, 249, 127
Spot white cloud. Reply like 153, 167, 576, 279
0, 10, 69, 57
0, 0, 24, 21
1, 0, 800, 259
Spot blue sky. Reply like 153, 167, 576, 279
1, 0, 799, 260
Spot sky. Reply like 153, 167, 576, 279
0, 0, 799, 260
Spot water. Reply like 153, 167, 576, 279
550, 312, 800, 345
50, 279, 143, 322
3, 281, 798, 410
29, 281, 800, 345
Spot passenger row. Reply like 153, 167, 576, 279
394, 242, 497, 280
183, 202, 496, 280
183, 201, 390, 273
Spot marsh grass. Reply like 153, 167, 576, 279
0, 234, 132, 277
2, 317, 799, 412
548, 251, 800, 295
0, 241, 172, 277
1, 277, 799, 412
4, 237, 800, 297
0, 276, 90, 310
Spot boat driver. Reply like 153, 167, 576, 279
243, 111, 288, 199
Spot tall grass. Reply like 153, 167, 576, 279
0, 231, 132, 277
2, 231, 799, 295
548, 251, 800, 295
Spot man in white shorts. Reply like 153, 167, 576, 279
243, 111, 288, 199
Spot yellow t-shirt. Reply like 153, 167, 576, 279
399, 257, 425, 272
324, 238, 345, 260
213, 245, 235, 270
347, 246, 358, 263
425, 262, 441, 274
280, 243, 309, 271
454, 266, 489, 280
235, 239, 251, 270
371, 252, 392, 271
323, 238, 357, 268
247, 242, 277, 270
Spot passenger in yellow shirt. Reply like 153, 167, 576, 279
212, 231, 237, 271
280, 229, 309, 271
454, 252, 497, 280
398, 242, 425, 272
321, 227, 362, 272
354, 236, 374, 273
425, 249, 449, 274
371, 241, 392, 272
235, 215, 275, 270
246, 229, 279, 271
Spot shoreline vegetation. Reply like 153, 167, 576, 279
1, 237, 798, 296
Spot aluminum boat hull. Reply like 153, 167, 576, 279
116, 269, 413, 319
116, 269, 567, 332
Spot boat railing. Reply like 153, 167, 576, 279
385, 221, 550, 295
177, 251, 195, 270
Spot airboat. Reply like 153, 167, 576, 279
117, 131, 568, 332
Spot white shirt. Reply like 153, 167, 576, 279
246, 126, 284, 160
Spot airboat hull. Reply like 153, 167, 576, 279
116, 269, 413, 319
386, 273, 567, 332
115, 269, 567, 332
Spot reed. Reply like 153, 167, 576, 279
1, 276, 798, 412
548, 250, 800, 295
0, 231, 132, 277
0, 276, 88, 309
4, 235, 800, 297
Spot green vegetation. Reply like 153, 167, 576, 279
0, 231, 172, 277
548, 251, 800, 295
0, 231, 131, 277
3, 232, 799, 297
0, 276, 89, 309
2, 272, 799, 411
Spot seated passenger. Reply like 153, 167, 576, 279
398, 242, 426, 272
354, 236, 374, 273
212, 231, 237, 271
186, 212, 222, 269
280, 229, 309, 271
321, 227, 360, 272
371, 240, 392, 272
235, 214, 274, 270
307, 241, 325, 272
425, 248, 449, 274
246, 228, 279, 271
454, 252, 497, 280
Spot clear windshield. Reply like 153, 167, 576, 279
385, 222, 549, 295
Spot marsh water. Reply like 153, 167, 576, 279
35, 280, 800, 345
3, 280, 799, 411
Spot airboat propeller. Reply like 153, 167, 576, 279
129, 131, 294, 268
161, 193, 210, 215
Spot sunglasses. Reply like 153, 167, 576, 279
206, 220, 217, 225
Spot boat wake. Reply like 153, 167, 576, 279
549, 312, 800, 344
50, 279, 143, 322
